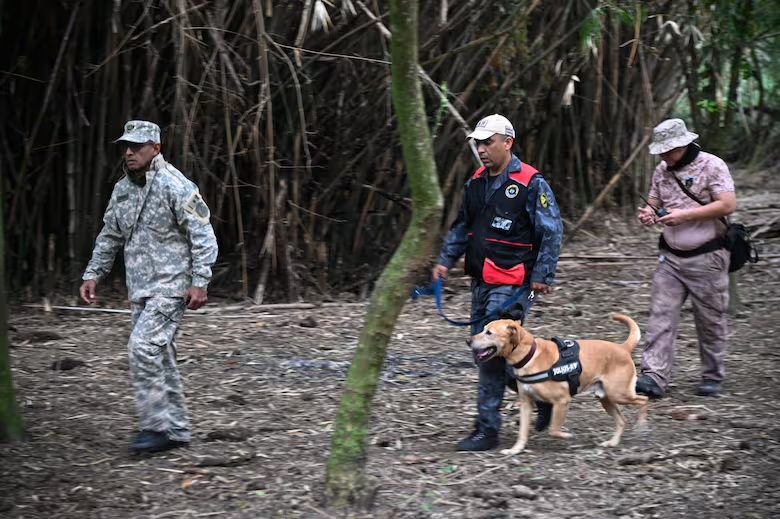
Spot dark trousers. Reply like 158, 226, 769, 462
469, 280, 534, 433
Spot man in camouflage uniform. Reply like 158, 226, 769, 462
432, 114, 563, 451
79, 120, 218, 453
636, 119, 736, 398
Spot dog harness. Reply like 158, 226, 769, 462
514, 338, 582, 396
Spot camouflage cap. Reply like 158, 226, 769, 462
115, 120, 161, 144
648, 118, 698, 155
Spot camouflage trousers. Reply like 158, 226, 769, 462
640, 249, 730, 391
469, 281, 535, 433
129, 296, 191, 442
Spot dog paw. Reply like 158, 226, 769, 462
600, 439, 620, 448
500, 447, 524, 456
549, 431, 573, 439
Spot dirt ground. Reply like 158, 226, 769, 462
2, 168, 780, 519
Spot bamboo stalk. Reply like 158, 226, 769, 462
252, 0, 279, 303
8, 4, 80, 231
565, 130, 654, 241
222, 65, 248, 300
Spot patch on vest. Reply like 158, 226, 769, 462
184, 192, 211, 223
540, 192, 549, 208
505, 184, 519, 198
491, 216, 513, 231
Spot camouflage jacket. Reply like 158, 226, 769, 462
437, 154, 563, 285
83, 154, 218, 302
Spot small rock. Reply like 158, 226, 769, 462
50, 358, 86, 371
401, 455, 424, 464
487, 497, 509, 508
299, 316, 318, 328
668, 408, 707, 421
196, 452, 255, 467
471, 488, 492, 500
511, 484, 537, 500
226, 393, 247, 406
245, 479, 266, 491
617, 452, 658, 465
720, 455, 740, 472
737, 440, 751, 450
205, 427, 252, 442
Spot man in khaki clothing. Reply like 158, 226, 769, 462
635, 119, 736, 398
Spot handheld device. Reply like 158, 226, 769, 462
637, 193, 669, 217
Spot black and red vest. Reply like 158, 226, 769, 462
464, 163, 540, 285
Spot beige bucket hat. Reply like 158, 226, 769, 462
648, 118, 699, 155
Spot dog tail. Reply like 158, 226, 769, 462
611, 313, 641, 352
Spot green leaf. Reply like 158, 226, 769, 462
439, 463, 457, 474
613, 7, 633, 26
254, 490, 266, 496
579, 8, 603, 54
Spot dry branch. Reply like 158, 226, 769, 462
566, 131, 654, 241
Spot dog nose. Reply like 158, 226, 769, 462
465, 338, 472, 346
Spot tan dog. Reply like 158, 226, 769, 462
468, 314, 648, 455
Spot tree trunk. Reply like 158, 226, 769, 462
323, 0, 443, 508
0, 187, 25, 443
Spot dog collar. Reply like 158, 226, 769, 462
512, 340, 537, 369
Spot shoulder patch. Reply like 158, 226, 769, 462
540, 192, 549, 208
183, 192, 211, 223
509, 162, 540, 186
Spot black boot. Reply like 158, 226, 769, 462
635, 375, 665, 399
130, 430, 189, 453
696, 379, 722, 396
456, 428, 498, 451
534, 401, 553, 431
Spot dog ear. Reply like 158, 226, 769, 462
506, 324, 517, 335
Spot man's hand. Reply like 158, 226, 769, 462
80, 280, 97, 304
658, 208, 691, 227
184, 287, 208, 310
432, 264, 449, 281
637, 206, 657, 226
531, 282, 551, 295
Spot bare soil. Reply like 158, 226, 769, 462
2, 168, 780, 519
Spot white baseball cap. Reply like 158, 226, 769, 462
466, 114, 515, 140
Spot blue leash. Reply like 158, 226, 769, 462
410, 277, 533, 327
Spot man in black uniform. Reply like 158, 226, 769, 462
433, 114, 563, 451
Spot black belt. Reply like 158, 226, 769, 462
659, 235, 726, 258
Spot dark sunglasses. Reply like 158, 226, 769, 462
122, 141, 155, 152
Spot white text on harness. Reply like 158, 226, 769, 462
552, 362, 579, 376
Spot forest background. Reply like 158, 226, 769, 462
1, 0, 779, 304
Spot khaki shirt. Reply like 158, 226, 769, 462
83, 154, 219, 301
649, 151, 734, 251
